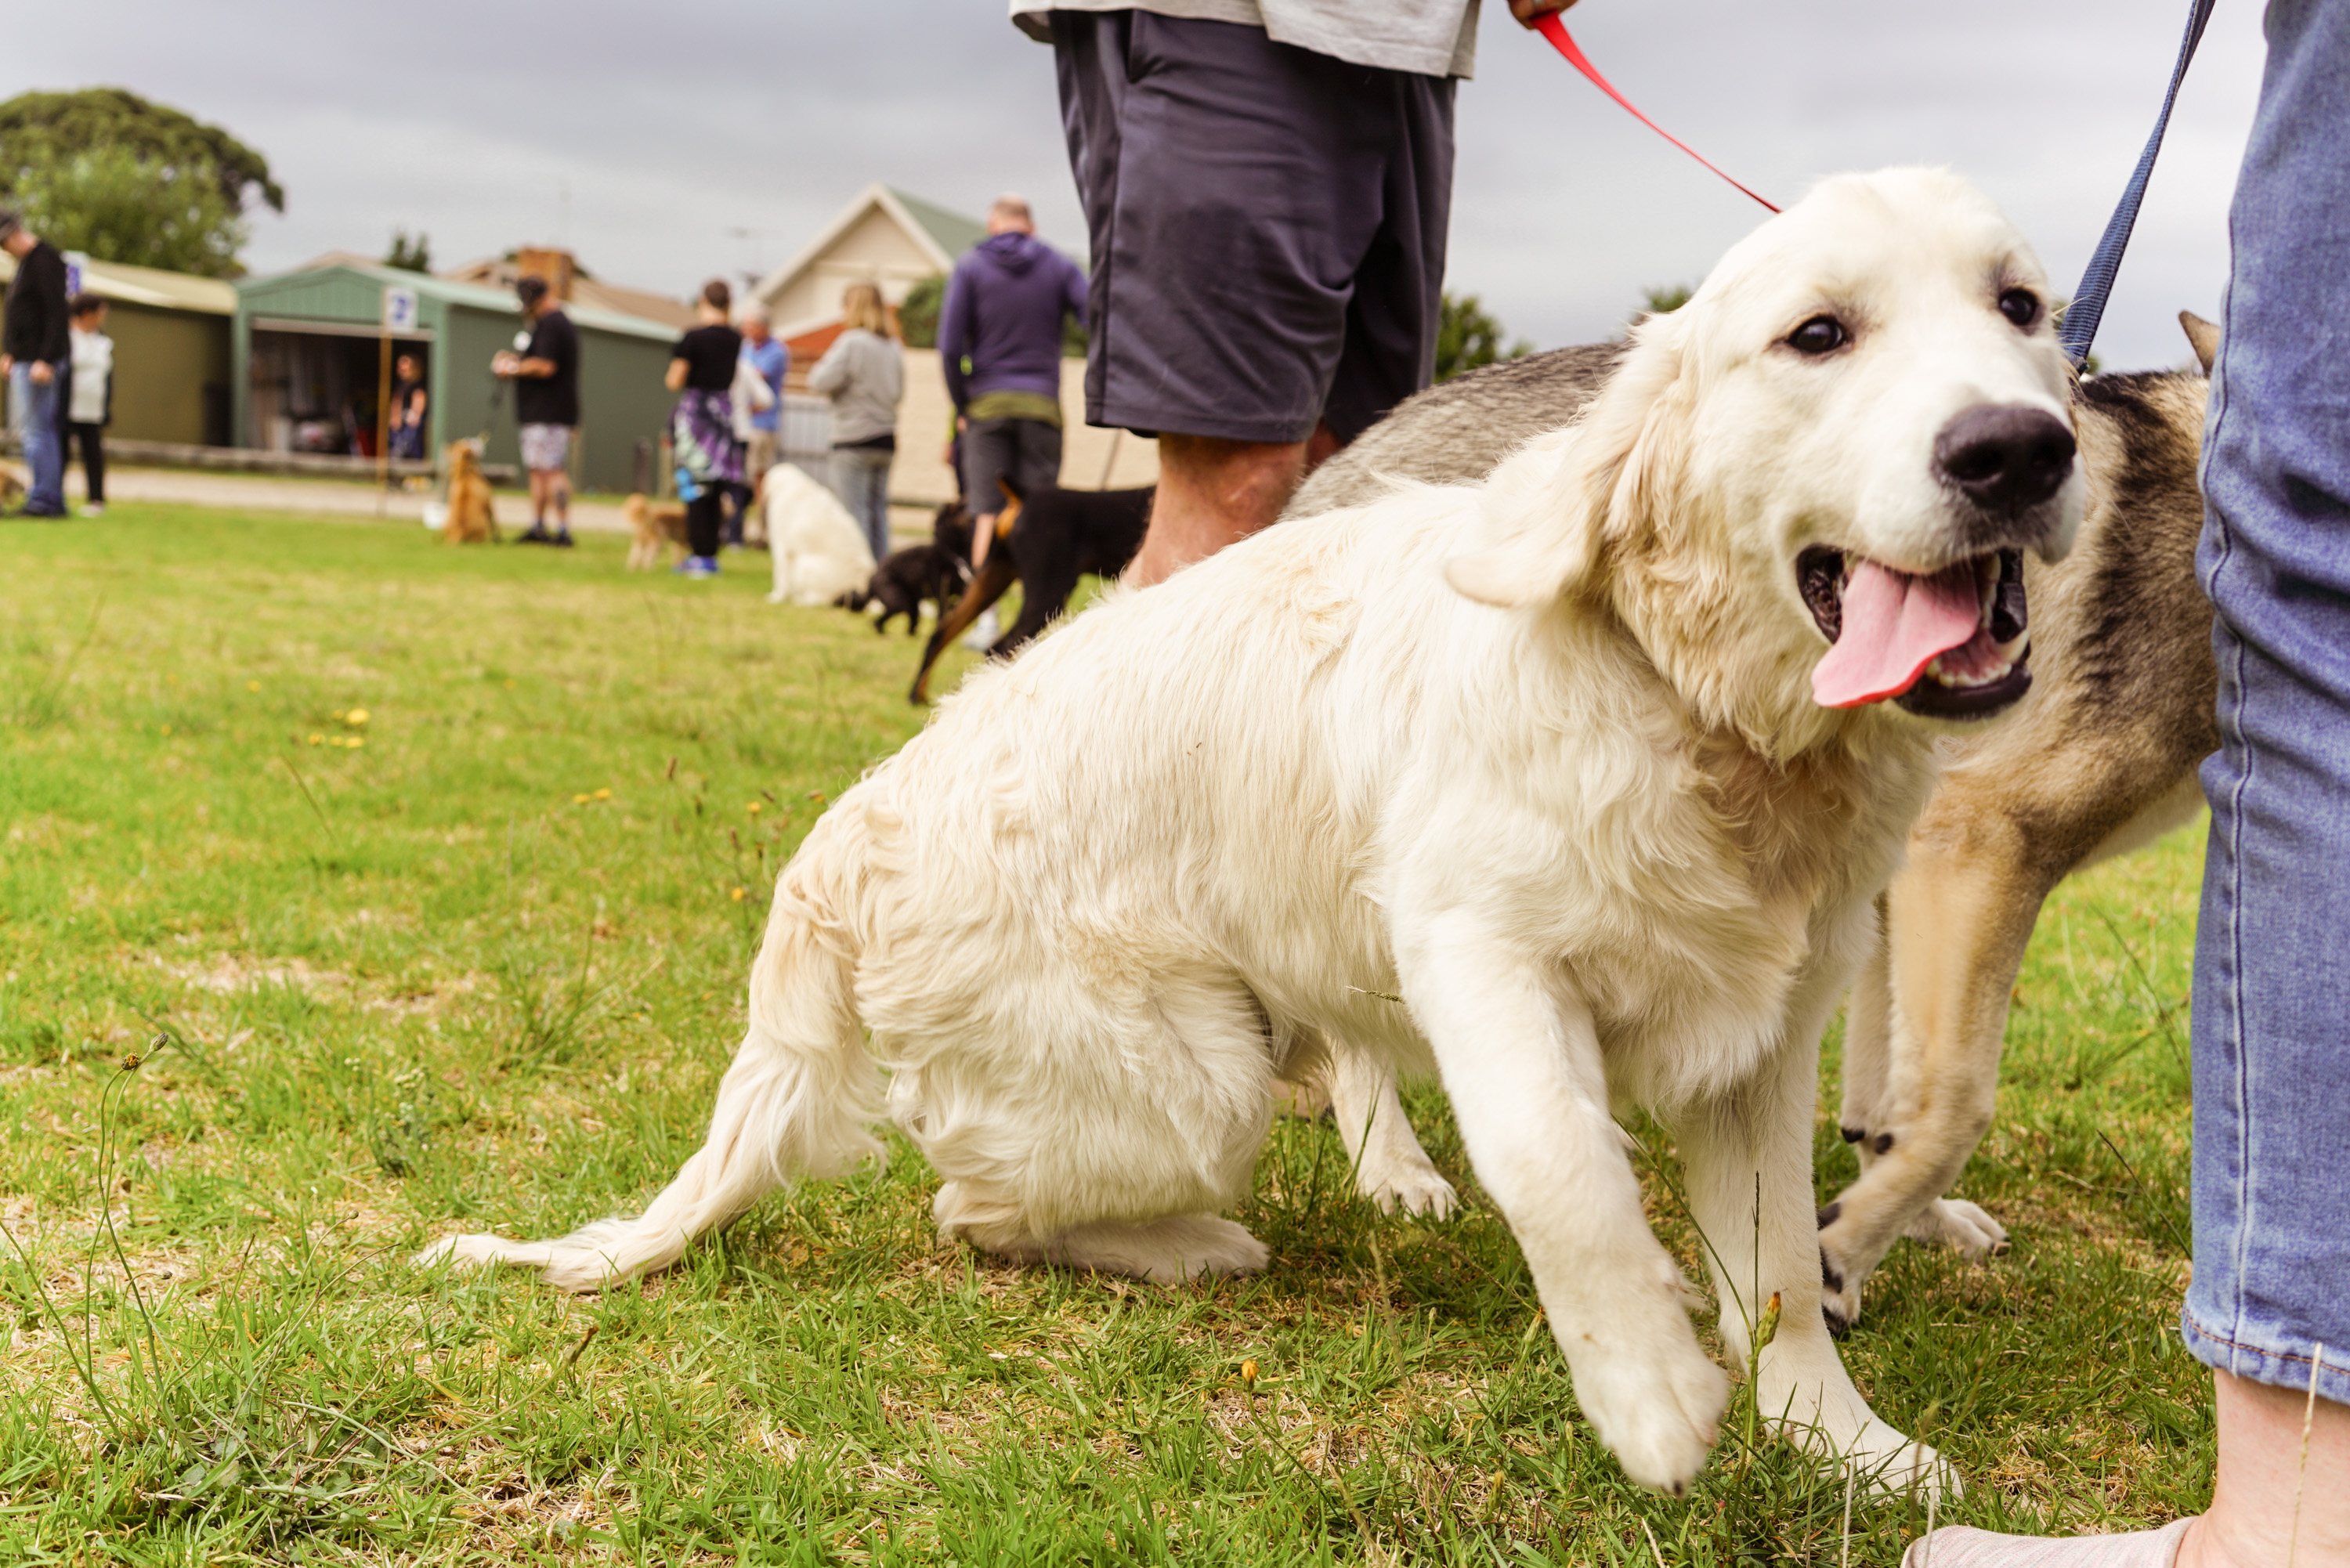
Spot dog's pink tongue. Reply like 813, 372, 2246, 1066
1811, 560, 1981, 709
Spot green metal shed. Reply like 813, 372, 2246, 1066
0, 253, 236, 446
233, 261, 678, 493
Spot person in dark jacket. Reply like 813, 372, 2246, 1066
937, 194, 1086, 572
0, 207, 71, 517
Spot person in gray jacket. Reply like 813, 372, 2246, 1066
808, 281, 905, 563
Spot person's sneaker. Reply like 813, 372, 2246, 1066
80, 501, 104, 517
551, 529, 575, 548
674, 555, 719, 578
519, 523, 554, 544
961, 607, 1001, 651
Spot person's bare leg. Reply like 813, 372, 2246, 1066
2176, 1371, 2350, 1568
529, 470, 554, 530
1905, 1371, 2350, 1566
1124, 435, 1306, 588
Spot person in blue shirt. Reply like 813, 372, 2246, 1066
739, 305, 789, 517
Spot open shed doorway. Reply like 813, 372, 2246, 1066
248, 321, 432, 457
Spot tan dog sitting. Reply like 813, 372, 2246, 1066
623, 493, 689, 571
442, 442, 497, 545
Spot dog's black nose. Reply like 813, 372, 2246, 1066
1933, 405, 2076, 512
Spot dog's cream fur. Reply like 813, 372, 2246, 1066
764, 463, 876, 607
424, 169, 2079, 1497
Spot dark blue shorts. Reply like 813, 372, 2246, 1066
1052, 10, 1455, 446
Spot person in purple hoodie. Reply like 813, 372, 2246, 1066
938, 195, 1087, 574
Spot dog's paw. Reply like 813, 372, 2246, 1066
1362, 1163, 1459, 1220
1818, 1245, 1864, 1336
1904, 1197, 2009, 1256
1039, 1215, 1270, 1284
1567, 1322, 1728, 1494
1837, 1426, 1961, 1504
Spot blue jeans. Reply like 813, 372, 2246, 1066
9, 362, 66, 515
831, 446, 893, 563
2184, 0, 2350, 1407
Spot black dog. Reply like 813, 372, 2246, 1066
910, 482, 1154, 703
839, 504, 975, 636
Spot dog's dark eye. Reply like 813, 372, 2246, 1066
1998, 288, 2041, 329
1788, 316, 1848, 356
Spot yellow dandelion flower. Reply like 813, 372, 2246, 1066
746, 801, 763, 815
246, 680, 261, 692
730, 887, 748, 901
308, 734, 324, 746
573, 793, 592, 805
345, 709, 369, 726
594, 787, 613, 800
160, 724, 172, 736
346, 736, 364, 750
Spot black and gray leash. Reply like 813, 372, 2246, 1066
2059, 0, 2220, 370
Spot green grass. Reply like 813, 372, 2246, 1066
0, 504, 2207, 1564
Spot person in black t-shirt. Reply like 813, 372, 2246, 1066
0, 206, 71, 516
662, 279, 745, 577
491, 276, 581, 545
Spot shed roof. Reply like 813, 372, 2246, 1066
439, 255, 698, 331
237, 258, 679, 341
750, 183, 989, 327
0, 251, 237, 315
885, 187, 989, 262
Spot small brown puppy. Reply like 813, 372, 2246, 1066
442, 442, 499, 545
624, 493, 690, 571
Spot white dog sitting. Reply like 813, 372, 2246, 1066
425, 168, 2081, 1498
763, 462, 875, 607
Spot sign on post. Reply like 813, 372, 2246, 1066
381, 285, 421, 334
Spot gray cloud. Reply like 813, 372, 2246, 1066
20, 1, 2261, 370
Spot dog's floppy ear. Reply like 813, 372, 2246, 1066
1445, 316, 1690, 609
2179, 310, 2220, 375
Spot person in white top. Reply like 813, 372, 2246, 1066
64, 293, 113, 518
1010, 0, 1572, 587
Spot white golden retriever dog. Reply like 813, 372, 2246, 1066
426, 168, 2082, 1496
764, 462, 876, 607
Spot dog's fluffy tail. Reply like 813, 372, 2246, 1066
420, 826, 884, 1292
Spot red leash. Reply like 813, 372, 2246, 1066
1532, 14, 1779, 214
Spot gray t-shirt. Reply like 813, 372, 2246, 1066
806, 328, 905, 447
1012, 0, 1482, 80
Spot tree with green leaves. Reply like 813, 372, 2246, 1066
0, 88, 280, 278
385, 229, 432, 274
1636, 283, 1693, 320
898, 273, 944, 349
1434, 291, 1532, 382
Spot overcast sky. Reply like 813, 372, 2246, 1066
10, 1, 2265, 370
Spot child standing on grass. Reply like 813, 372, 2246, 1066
64, 293, 110, 518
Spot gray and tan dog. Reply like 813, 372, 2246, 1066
1290, 313, 2221, 1329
